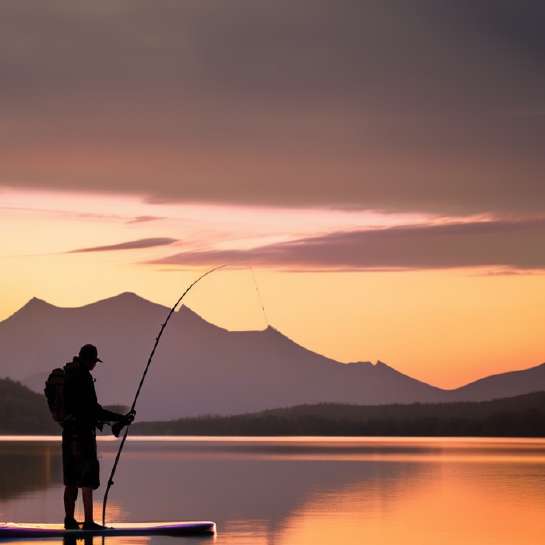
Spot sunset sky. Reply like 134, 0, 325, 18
1, 1, 544, 388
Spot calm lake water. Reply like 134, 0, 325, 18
2, 436, 545, 545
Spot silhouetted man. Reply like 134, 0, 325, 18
62, 344, 134, 530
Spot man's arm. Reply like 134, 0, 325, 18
96, 404, 125, 423
96, 404, 136, 436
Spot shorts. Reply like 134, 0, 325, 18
62, 429, 100, 490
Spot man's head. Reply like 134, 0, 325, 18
78, 344, 102, 370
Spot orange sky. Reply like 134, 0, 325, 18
1, 188, 544, 390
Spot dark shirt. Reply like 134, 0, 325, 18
63, 357, 123, 432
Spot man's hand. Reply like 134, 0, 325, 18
112, 410, 136, 437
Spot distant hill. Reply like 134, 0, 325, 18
2, 377, 545, 437
0, 293, 544, 419
131, 391, 545, 437
0, 378, 56, 434
448, 363, 545, 402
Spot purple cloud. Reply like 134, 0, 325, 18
149, 219, 545, 271
0, 2, 544, 216
69, 237, 177, 253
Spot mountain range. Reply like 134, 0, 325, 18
0, 293, 544, 420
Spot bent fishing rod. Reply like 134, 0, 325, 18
101, 264, 226, 526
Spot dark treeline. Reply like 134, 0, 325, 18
132, 391, 545, 437
0, 378, 126, 434
3, 377, 545, 436
0, 378, 57, 434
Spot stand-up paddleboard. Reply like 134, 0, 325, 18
0, 521, 216, 538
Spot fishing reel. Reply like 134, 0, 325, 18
111, 410, 136, 437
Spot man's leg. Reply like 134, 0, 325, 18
82, 487, 94, 523
64, 485, 78, 519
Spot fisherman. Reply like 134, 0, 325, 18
62, 344, 135, 530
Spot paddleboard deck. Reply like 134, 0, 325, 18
0, 521, 216, 538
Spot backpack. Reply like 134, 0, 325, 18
44, 367, 66, 424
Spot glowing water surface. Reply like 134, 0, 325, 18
1, 436, 545, 545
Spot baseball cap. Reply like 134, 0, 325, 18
79, 344, 103, 363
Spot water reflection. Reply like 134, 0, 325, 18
61, 537, 151, 545
0, 443, 60, 500
0, 538, 153, 545
104, 439, 428, 533
2, 438, 545, 545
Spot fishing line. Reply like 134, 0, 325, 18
249, 266, 270, 329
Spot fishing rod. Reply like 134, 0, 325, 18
101, 264, 226, 526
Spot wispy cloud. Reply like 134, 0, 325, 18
127, 216, 164, 224
68, 237, 178, 254
149, 219, 545, 271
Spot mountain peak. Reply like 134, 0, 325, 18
84, 291, 167, 312
27, 296, 50, 306
19, 296, 56, 312
2, 296, 57, 324
346, 360, 373, 367
177, 304, 201, 316
103, 291, 150, 304
175, 304, 221, 330
373, 360, 399, 376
